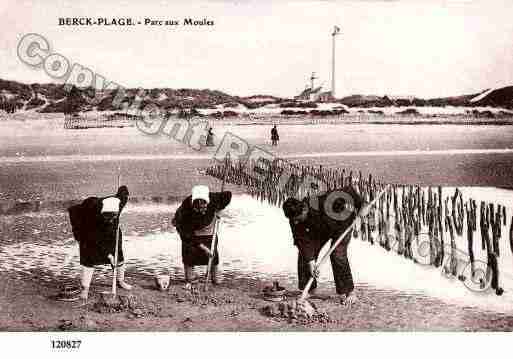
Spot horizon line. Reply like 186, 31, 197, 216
0, 76, 496, 101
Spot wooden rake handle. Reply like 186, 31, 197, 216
111, 170, 122, 296
203, 156, 228, 291
111, 223, 120, 296
203, 215, 220, 291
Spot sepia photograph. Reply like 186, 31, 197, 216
1, 0, 513, 350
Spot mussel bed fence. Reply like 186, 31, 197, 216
203, 156, 512, 296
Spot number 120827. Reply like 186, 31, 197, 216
51, 340, 81, 349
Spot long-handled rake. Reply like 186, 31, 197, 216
203, 157, 228, 292
103, 171, 122, 303
203, 215, 221, 292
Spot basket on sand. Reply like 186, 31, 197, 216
55, 282, 82, 302
263, 281, 286, 302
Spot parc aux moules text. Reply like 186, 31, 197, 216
57, 17, 215, 26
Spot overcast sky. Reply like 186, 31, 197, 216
1, 0, 512, 98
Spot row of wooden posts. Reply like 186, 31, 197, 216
205, 156, 513, 296
63, 113, 139, 129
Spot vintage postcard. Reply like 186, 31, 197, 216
1, 0, 513, 354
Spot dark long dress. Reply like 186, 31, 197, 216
173, 191, 232, 266
271, 127, 279, 142
68, 196, 126, 267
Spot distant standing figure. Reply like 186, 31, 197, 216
206, 127, 215, 147
271, 125, 279, 146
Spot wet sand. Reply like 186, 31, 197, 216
1, 192, 513, 331
3, 271, 513, 331
2, 116, 513, 331
1, 118, 513, 202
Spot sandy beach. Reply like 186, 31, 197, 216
1, 115, 513, 331
2, 270, 513, 332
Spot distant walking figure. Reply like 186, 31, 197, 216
271, 125, 279, 146
206, 127, 215, 147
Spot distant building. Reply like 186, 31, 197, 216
318, 91, 334, 102
294, 72, 335, 102
295, 86, 322, 102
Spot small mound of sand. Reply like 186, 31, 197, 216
169, 286, 238, 307
57, 315, 98, 331
91, 294, 162, 319
261, 300, 333, 324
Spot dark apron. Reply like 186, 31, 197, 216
69, 203, 124, 267
79, 228, 124, 267
181, 235, 219, 266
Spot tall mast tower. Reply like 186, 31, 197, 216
331, 26, 341, 98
